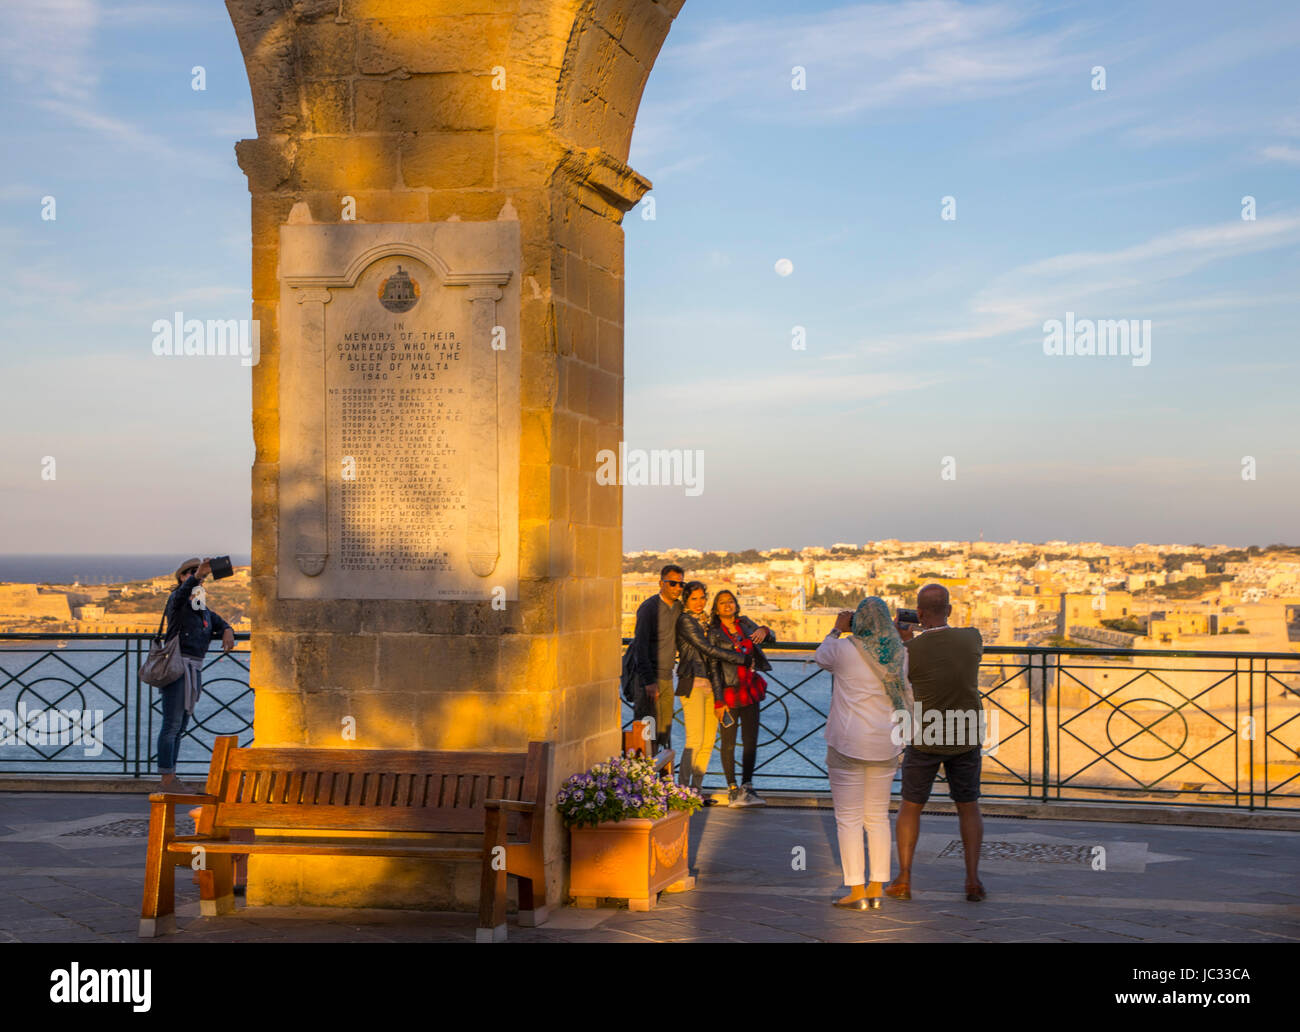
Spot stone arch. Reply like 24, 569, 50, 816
225, 0, 686, 908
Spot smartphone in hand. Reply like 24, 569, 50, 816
720, 709, 735, 728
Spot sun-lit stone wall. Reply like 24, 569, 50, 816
226, 0, 684, 908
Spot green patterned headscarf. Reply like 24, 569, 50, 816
847, 597, 910, 712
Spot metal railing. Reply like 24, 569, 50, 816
1, 634, 1297, 809
0, 633, 252, 778
619, 639, 1300, 810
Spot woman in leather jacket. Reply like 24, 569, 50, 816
709, 590, 775, 807
157, 558, 234, 791
675, 581, 749, 796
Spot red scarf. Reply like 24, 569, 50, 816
717, 621, 766, 709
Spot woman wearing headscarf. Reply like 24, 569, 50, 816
814, 597, 910, 909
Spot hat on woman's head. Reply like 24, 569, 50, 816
174, 557, 201, 581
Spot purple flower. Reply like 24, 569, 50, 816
595, 791, 606, 804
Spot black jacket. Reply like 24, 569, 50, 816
675, 610, 747, 697
164, 575, 232, 659
708, 616, 775, 703
631, 594, 680, 688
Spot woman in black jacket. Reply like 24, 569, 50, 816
709, 590, 775, 807
157, 558, 234, 791
676, 581, 749, 797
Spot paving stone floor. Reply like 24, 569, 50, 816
1, 792, 1297, 943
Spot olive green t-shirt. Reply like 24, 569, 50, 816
904, 626, 984, 756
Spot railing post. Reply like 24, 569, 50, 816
1252, 657, 1258, 811
1041, 651, 1051, 803
132, 637, 142, 779
124, 636, 131, 777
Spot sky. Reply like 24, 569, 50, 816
0, 0, 1297, 556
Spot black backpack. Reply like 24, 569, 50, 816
619, 640, 638, 704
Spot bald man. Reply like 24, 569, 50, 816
888, 583, 987, 902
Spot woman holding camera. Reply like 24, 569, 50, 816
814, 597, 910, 910
709, 590, 775, 807
675, 582, 749, 796
156, 558, 235, 791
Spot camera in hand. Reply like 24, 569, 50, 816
208, 556, 234, 580
896, 608, 920, 626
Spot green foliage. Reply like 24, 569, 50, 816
1136, 574, 1232, 599
807, 587, 859, 609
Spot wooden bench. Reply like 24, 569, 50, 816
623, 719, 675, 780
140, 735, 551, 942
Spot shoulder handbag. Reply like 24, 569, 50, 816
139, 601, 185, 688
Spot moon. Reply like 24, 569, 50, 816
774, 258, 794, 277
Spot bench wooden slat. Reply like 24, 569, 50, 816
165, 837, 486, 859
225, 749, 530, 777
209, 802, 497, 833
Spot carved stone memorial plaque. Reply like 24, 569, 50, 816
277, 219, 520, 600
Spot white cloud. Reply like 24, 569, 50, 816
659, 0, 1087, 122
0, 0, 191, 160
0, 0, 99, 102
940, 213, 1300, 344
1259, 144, 1300, 166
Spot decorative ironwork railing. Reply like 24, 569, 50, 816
0, 634, 252, 778
1, 634, 1296, 809
618, 640, 1300, 810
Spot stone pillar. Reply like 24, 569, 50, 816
226, 0, 683, 909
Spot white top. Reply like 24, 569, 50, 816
814, 632, 907, 762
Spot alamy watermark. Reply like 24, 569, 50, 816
596, 443, 704, 497
1043, 311, 1150, 367
0, 704, 105, 756
50, 964, 150, 1012
890, 705, 999, 755
152, 312, 260, 367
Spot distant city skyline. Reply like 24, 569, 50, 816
1, 1, 1297, 553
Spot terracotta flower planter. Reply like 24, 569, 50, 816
569, 809, 694, 911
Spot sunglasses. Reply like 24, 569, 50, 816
663, 579, 684, 586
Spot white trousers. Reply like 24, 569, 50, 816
826, 754, 896, 886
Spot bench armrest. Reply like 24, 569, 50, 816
147, 793, 218, 806
483, 799, 536, 813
